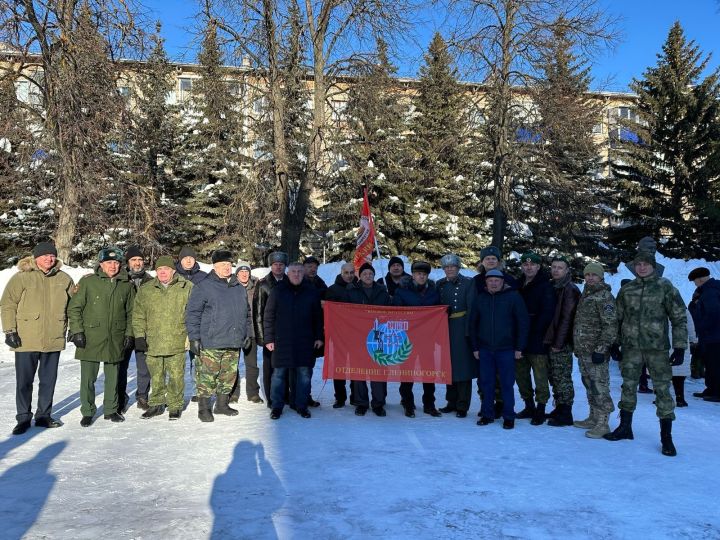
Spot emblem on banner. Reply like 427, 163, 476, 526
366, 318, 413, 366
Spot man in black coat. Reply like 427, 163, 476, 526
303, 256, 328, 294
515, 251, 556, 425
325, 262, 357, 407
265, 262, 324, 419
392, 261, 442, 418
254, 251, 289, 407
688, 267, 720, 402
347, 262, 391, 416
379, 256, 410, 299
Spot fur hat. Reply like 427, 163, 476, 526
688, 267, 710, 281
480, 246, 501, 261
583, 262, 604, 277
125, 245, 143, 261
32, 241, 57, 258
440, 254, 461, 268
211, 250, 233, 264
358, 262, 375, 276
268, 251, 289, 265
99, 246, 123, 263
411, 261, 432, 275
154, 256, 175, 270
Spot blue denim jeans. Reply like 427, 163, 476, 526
479, 349, 516, 420
271, 367, 312, 411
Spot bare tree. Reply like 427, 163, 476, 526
447, 0, 618, 253
203, 0, 416, 260
0, 0, 146, 262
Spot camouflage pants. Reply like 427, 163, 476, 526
549, 347, 575, 406
147, 353, 186, 411
577, 355, 614, 415
619, 349, 674, 420
196, 348, 239, 398
515, 354, 550, 404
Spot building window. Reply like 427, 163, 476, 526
592, 123, 603, 134
179, 78, 193, 102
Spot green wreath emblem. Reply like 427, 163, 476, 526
372, 337, 413, 366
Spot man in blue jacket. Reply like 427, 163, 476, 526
470, 270, 529, 429
185, 250, 252, 422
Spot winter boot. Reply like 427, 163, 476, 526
660, 418, 677, 456
516, 399, 536, 419
214, 394, 239, 416
573, 406, 597, 429
547, 404, 573, 427
198, 397, 214, 423
585, 413, 610, 439
494, 401, 504, 419
603, 409, 634, 441
141, 405, 166, 419
672, 376, 688, 407
530, 403, 547, 426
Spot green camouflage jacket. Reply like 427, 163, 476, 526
573, 281, 617, 356
617, 273, 687, 351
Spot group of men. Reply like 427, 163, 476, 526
2, 239, 719, 457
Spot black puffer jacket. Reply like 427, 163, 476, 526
518, 270, 556, 355
253, 273, 284, 345
346, 281, 391, 306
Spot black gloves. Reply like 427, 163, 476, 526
69, 332, 86, 348
242, 336, 253, 350
610, 343, 622, 362
5, 332, 21, 349
591, 352, 606, 364
189, 339, 202, 356
134, 337, 148, 352
122, 336, 135, 353
670, 348, 685, 366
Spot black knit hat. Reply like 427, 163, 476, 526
211, 250, 233, 264
688, 267, 710, 281
303, 256, 320, 266
125, 245, 143, 260
358, 262, 375, 276
32, 241, 57, 258
178, 246, 197, 260
388, 256, 404, 269
411, 261, 432, 274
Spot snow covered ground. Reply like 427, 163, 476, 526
1, 255, 719, 539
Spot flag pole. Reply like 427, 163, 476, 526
364, 185, 385, 280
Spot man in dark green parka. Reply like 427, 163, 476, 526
67, 247, 135, 426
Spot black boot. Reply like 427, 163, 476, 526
672, 376, 688, 407
12, 420, 31, 435
603, 409, 634, 441
214, 394, 239, 416
141, 405, 166, 419
516, 399, 536, 419
530, 403, 546, 426
198, 397, 214, 422
660, 418, 677, 456
547, 404, 574, 427
494, 401, 503, 419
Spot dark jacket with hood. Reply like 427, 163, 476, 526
185, 270, 252, 349
544, 273, 581, 350
175, 261, 208, 284
263, 279, 323, 368
469, 285, 529, 353
518, 269, 557, 355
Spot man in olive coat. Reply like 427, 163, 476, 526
132, 256, 193, 420
1, 242, 74, 435
67, 247, 135, 426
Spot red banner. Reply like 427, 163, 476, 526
322, 302, 451, 383
352, 187, 376, 273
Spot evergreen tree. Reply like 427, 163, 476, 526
323, 38, 414, 260
521, 21, 609, 258
610, 22, 720, 258
174, 19, 253, 258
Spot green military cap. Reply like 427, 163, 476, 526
155, 256, 175, 270
520, 251, 542, 265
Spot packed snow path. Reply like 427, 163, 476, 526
0, 348, 718, 540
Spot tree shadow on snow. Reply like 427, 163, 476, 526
210, 441, 285, 539
0, 440, 67, 540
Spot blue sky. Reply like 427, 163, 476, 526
143, 0, 720, 92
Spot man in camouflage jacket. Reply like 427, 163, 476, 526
604, 250, 687, 457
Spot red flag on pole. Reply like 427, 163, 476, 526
353, 187, 376, 273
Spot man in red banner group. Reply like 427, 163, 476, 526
437, 254, 477, 418
392, 261, 442, 418
471, 269, 529, 430
346, 262, 391, 416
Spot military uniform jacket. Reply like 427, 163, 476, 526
0, 256, 74, 352
132, 276, 193, 356
437, 274, 478, 381
573, 282, 617, 357
67, 267, 135, 363
617, 274, 687, 351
